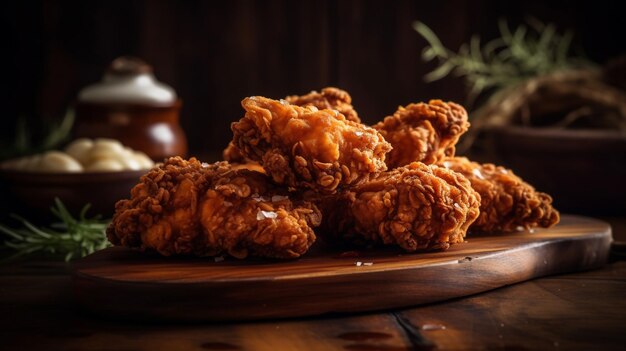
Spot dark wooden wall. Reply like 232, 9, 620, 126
3, 0, 623, 159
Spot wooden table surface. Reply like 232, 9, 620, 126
2, 217, 625, 351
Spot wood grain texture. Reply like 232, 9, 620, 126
71, 215, 611, 322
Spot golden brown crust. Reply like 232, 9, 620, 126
374, 100, 470, 168
229, 161, 266, 173
319, 162, 481, 251
285, 87, 361, 123
223, 141, 247, 163
223, 142, 265, 173
107, 157, 321, 259
224, 87, 361, 162
439, 157, 560, 233
232, 96, 392, 193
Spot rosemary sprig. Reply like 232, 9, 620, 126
0, 198, 111, 262
413, 19, 591, 102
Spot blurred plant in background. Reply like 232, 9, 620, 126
0, 110, 74, 162
414, 19, 626, 150
415, 19, 591, 102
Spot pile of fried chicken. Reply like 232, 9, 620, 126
107, 87, 560, 259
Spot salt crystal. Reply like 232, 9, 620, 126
516, 226, 525, 232
421, 324, 446, 331
355, 131, 363, 137
262, 211, 277, 219
201, 162, 210, 168
363, 262, 374, 266
257, 210, 278, 220
355, 261, 363, 267
252, 193, 269, 202
472, 168, 485, 180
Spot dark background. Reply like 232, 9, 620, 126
2, 0, 624, 159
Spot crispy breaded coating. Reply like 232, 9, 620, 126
374, 100, 470, 168
320, 162, 481, 251
285, 87, 361, 123
230, 161, 266, 173
223, 141, 247, 163
223, 142, 265, 173
232, 96, 392, 193
224, 87, 361, 162
107, 157, 321, 259
440, 157, 560, 233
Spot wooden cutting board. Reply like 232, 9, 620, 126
72, 215, 612, 322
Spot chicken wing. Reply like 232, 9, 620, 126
285, 87, 361, 123
374, 100, 470, 168
319, 162, 481, 251
224, 87, 360, 163
232, 96, 391, 193
439, 157, 560, 233
107, 157, 321, 259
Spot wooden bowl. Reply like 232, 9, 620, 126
0, 169, 144, 221
487, 126, 626, 215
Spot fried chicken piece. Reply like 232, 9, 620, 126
285, 87, 361, 123
107, 157, 321, 259
374, 100, 470, 168
232, 96, 392, 193
224, 87, 361, 163
319, 162, 481, 251
439, 157, 560, 233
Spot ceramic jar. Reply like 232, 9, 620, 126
74, 57, 187, 161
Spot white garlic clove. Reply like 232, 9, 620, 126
104, 147, 142, 170
132, 151, 155, 169
88, 138, 125, 161
64, 138, 94, 165
39, 151, 83, 172
118, 156, 142, 170
94, 138, 124, 150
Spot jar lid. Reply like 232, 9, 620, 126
78, 57, 177, 105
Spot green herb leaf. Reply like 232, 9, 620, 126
413, 19, 590, 103
0, 198, 111, 262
